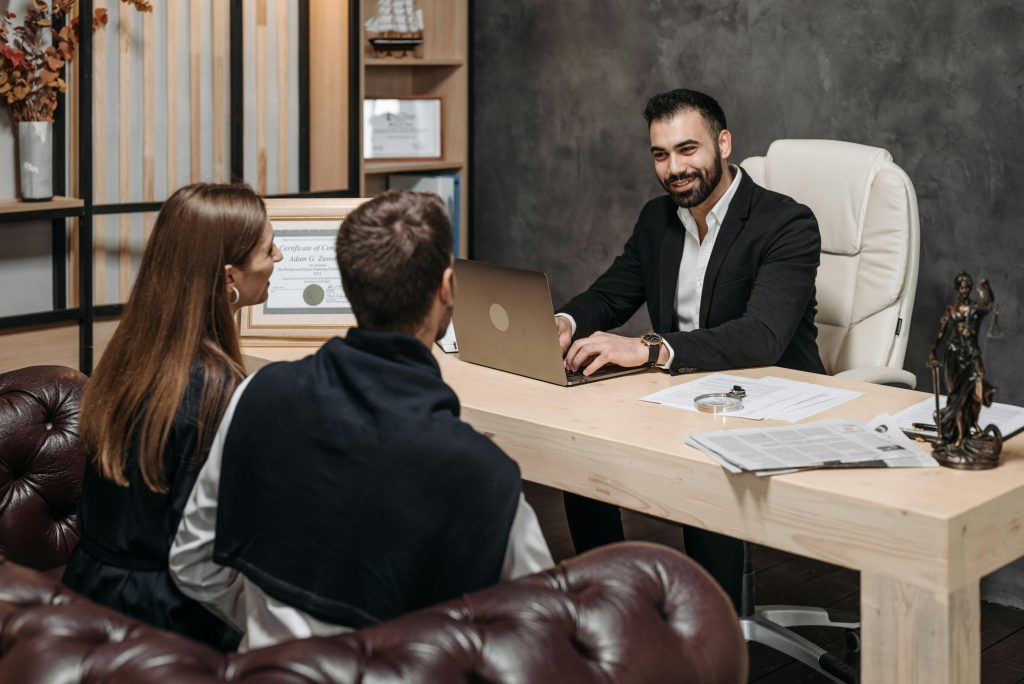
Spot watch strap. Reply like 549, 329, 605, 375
648, 342, 660, 365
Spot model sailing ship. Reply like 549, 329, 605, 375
365, 0, 424, 56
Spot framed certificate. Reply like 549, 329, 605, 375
239, 198, 371, 340
363, 97, 443, 160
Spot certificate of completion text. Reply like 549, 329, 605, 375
263, 228, 352, 315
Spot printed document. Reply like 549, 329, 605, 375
891, 397, 1024, 439
642, 373, 862, 422
436, 321, 458, 353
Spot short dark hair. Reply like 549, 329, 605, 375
336, 190, 453, 333
643, 89, 728, 138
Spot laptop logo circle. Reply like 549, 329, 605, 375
489, 303, 510, 332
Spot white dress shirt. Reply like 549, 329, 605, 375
557, 165, 743, 369
674, 165, 743, 333
170, 374, 554, 651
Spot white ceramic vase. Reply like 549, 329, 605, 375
18, 121, 53, 201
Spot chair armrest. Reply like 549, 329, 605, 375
834, 366, 917, 389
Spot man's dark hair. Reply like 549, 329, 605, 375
643, 89, 728, 138
336, 190, 453, 333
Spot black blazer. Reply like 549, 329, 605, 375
559, 170, 826, 374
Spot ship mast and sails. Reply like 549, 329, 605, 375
365, 0, 424, 55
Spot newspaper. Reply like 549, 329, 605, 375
642, 373, 862, 422
686, 414, 937, 475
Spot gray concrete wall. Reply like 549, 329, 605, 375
472, 1, 1024, 605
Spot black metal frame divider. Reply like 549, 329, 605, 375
0, 0, 362, 374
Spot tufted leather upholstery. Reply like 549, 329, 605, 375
742, 139, 920, 388
0, 365, 747, 682
0, 366, 86, 572
0, 542, 747, 683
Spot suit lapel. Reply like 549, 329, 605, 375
658, 205, 685, 332
698, 170, 754, 327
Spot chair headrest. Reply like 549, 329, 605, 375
762, 139, 892, 255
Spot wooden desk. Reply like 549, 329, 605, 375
244, 344, 1024, 684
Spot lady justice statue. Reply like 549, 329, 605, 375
928, 272, 1003, 469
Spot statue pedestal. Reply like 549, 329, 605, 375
932, 426, 1003, 470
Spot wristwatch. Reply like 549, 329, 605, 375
640, 331, 664, 366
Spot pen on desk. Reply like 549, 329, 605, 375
902, 429, 939, 443
912, 422, 938, 432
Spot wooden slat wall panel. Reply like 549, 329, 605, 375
189, 0, 202, 183
212, 2, 229, 182
93, 0, 108, 304
309, 0, 350, 192
277, 0, 289, 192
166, 1, 179, 195
68, 4, 80, 307
71, 1, 310, 306
143, 7, 155, 205
143, 7, 156, 242
256, 0, 268, 193
244, 0, 305, 194
118, 2, 133, 297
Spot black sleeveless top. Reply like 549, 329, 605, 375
63, 361, 240, 651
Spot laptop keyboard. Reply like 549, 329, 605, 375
565, 363, 630, 382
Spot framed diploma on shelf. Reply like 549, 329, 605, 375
239, 198, 371, 341
363, 97, 443, 160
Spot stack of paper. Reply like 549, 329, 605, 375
641, 373, 862, 422
436, 321, 458, 353
891, 397, 1024, 439
686, 414, 937, 476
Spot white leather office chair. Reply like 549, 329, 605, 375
739, 139, 921, 683
744, 139, 920, 387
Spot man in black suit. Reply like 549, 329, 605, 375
555, 89, 825, 609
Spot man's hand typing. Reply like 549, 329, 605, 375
555, 316, 574, 355
564, 332, 651, 376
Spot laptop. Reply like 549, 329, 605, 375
452, 259, 650, 386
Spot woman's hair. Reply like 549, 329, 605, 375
81, 183, 267, 492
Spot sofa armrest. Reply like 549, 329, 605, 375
0, 365, 88, 572
0, 543, 746, 683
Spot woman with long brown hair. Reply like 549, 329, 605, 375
63, 183, 281, 650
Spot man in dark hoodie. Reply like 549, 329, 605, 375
170, 190, 553, 650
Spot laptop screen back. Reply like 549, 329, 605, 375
452, 259, 569, 385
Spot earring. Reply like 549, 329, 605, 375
230, 286, 240, 305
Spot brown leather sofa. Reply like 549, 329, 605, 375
0, 364, 748, 683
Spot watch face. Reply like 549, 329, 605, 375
642, 332, 662, 346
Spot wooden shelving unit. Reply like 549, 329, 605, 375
0, 196, 84, 215
359, 0, 469, 257
2, 4, 363, 374
364, 159, 465, 175
364, 57, 464, 67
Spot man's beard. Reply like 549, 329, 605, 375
661, 148, 723, 208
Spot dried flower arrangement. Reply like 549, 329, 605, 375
0, 0, 153, 124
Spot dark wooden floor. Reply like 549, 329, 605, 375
523, 482, 1024, 683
